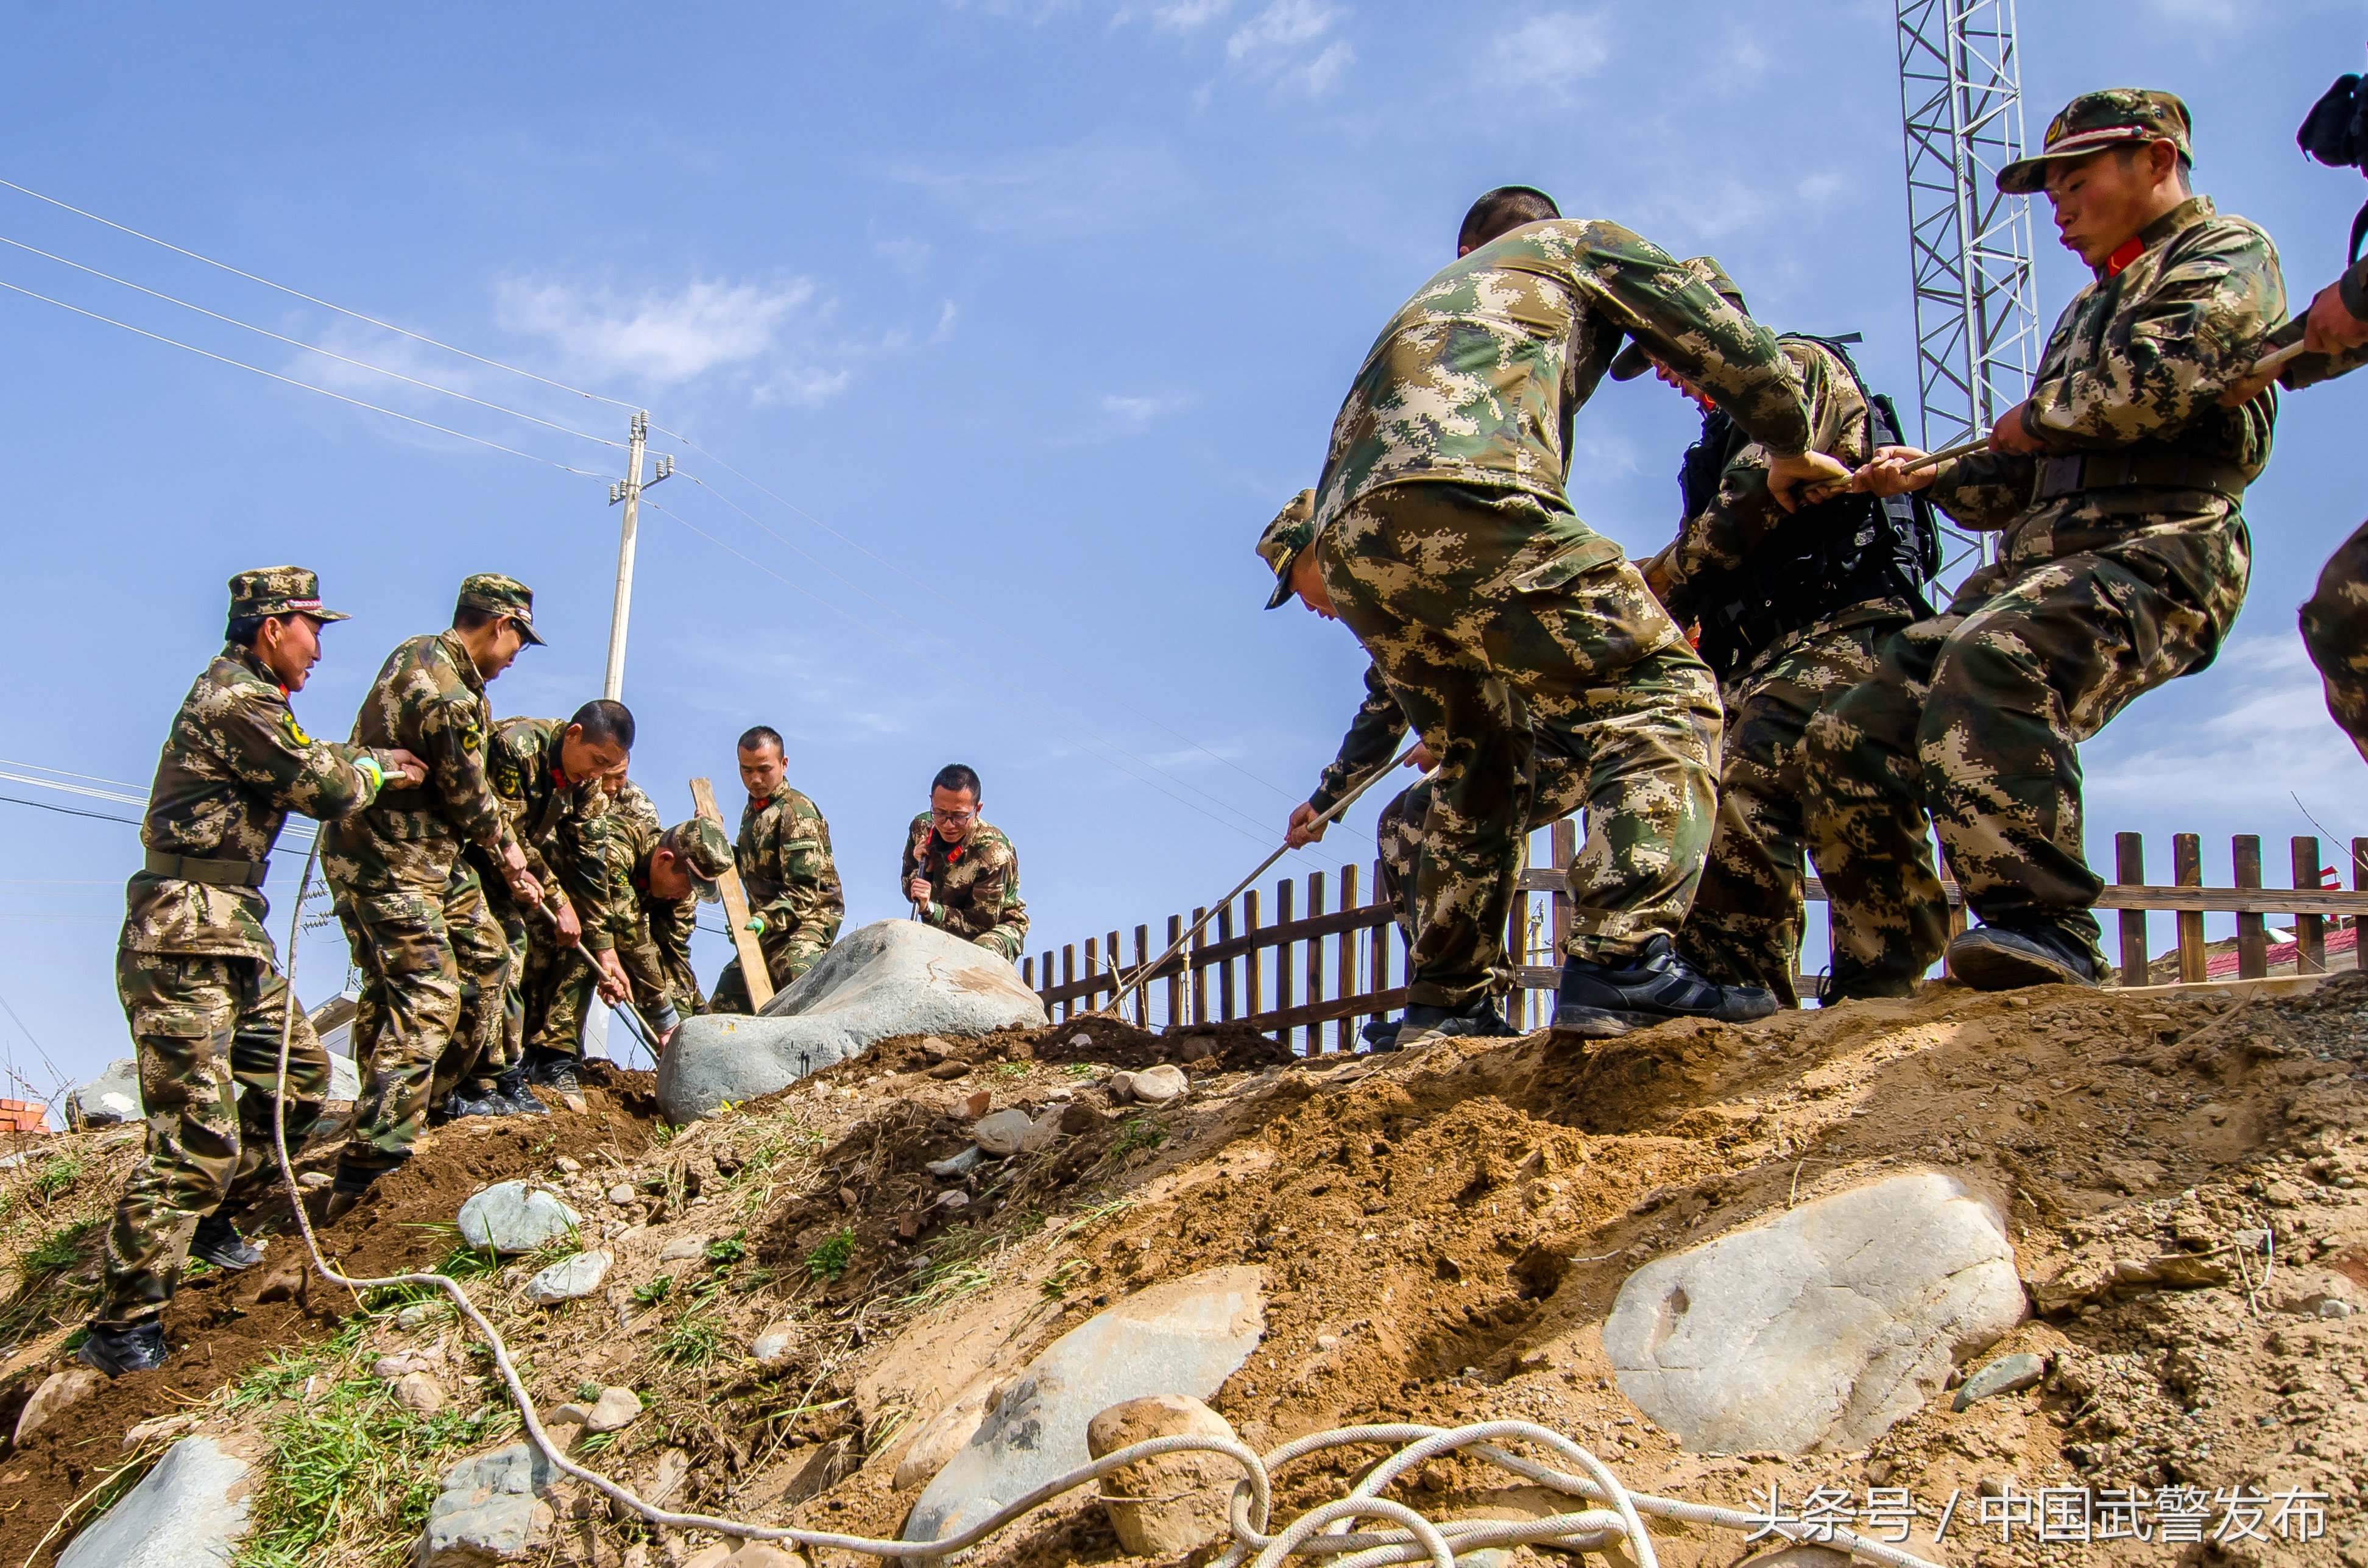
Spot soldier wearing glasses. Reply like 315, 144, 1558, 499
902, 763, 1028, 962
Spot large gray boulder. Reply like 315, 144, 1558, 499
903, 1266, 1265, 1547
58, 1435, 252, 1568
66, 1059, 142, 1128
659, 919, 1047, 1122
1602, 1171, 2024, 1454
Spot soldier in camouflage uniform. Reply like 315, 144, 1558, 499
476, 703, 634, 1101
1621, 264, 1932, 1007
1285, 649, 1587, 1043
1270, 186, 1841, 1046
1804, 91, 2285, 996
85, 568, 426, 1376
528, 772, 650, 1075
711, 726, 844, 1011
323, 574, 547, 1213
604, 811, 733, 1048
902, 763, 1029, 962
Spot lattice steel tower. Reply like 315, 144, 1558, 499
1896, 0, 2042, 457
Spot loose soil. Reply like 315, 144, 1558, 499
1, 980, 2364, 1567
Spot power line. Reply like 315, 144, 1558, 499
0, 768, 141, 806
0, 793, 137, 825
0, 758, 146, 791
0, 233, 626, 451
0, 984, 68, 1101
656, 431, 1299, 805
0, 176, 639, 414
0, 274, 618, 478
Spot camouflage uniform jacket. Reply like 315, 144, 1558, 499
902, 815, 1029, 946
123, 646, 394, 961
1661, 336, 1906, 642
486, 716, 615, 950
1928, 196, 2283, 623
323, 630, 518, 886
1309, 218, 1811, 535
596, 781, 704, 1025
1307, 662, 1407, 815
738, 787, 844, 955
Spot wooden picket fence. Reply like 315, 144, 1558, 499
1022, 826, 2368, 1054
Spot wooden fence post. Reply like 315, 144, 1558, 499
1370, 858, 1390, 1036
1336, 864, 1359, 1053
2295, 836, 2327, 975
1167, 914, 1184, 1027
1273, 881, 1294, 1050
1133, 925, 1149, 1023
1304, 871, 1326, 1056
1549, 820, 1575, 956
1104, 929, 1122, 1015
1192, 906, 1210, 1024
1062, 944, 1076, 1022
2174, 834, 2206, 985
1245, 889, 1264, 1022
2234, 835, 2266, 980
2114, 832, 2147, 987
1219, 903, 1237, 1020
1023, 955, 1033, 990
1084, 938, 1100, 1018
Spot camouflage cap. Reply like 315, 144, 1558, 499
1255, 489, 1319, 610
1997, 89, 2193, 195
228, 565, 350, 623
1609, 256, 1749, 383
660, 818, 734, 902
456, 573, 547, 646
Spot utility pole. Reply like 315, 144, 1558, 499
603, 410, 673, 702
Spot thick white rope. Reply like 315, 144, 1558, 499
260, 843, 1939, 1568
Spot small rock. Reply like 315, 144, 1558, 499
752, 1327, 796, 1367
926, 1146, 983, 1178
15, 1368, 102, 1444
1315, 1334, 1342, 1352
1951, 1351, 2048, 1411
1108, 1071, 1136, 1101
925, 1061, 972, 1081
1059, 1102, 1109, 1135
375, 1354, 425, 1382
646, 1448, 691, 1509
607, 1184, 635, 1206
1088, 1394, 1240, 1557
659, 1234, 711, 1262
2263, 1179, 2303, 1207
396, 1371, 448, 1414
1070, 1032, 1094, 1047
558, 1092, 588, 1115
920, 1037, 951, 1064
1129, 1064, 1189, 1105
528, 1251, 612, 1305
122, 1411, 197, 1449
554, 1156, 582, 1173
297, 1171, 332, 1189
935, 1190, 970, 1210
1020, 1111, 1064, 1153
457, 1182, 583, 1255
972, 1108, 1034, 1155
961, 1089, 992, 1119
397, 1301, 448, 1331
2322, 1299, 2356, 1319
586, 1386, 643, 1433
546, 1407, 590, 1453
256, 1268, 305, 1304
419, 1443, 557, 1564
1172, 1034, 1215, 1064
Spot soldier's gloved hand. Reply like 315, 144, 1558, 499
1767, 450, 1853, 512
384, 748, 429, 787
1285, 802, 1327, 849
554, 899, 582, 947
744, 913, 767, 936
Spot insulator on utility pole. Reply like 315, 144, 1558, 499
603, 410, 671, 701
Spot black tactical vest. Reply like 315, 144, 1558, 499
1678, 335, 1940, 681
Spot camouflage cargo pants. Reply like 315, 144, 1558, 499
97, 949, 333, 1327
467, 875, 534, 1090
1802, 536, 2239, 989
1375, 742, 1587, 950
2301, 517, 2368, 760
534, 943, 601, 1059
709, 927, 827, 1015
969, 924, 1027, 964
1322, 482, 1722, 1008
1675, 616, 1904, 1008
336, 856, 509, 1170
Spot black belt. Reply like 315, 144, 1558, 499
2033, 451, 2249, 504
144, 849, 268, 888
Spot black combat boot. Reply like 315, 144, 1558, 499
1360, 1016, 1404, 1052
445, 1081, 514, 1120
1945, 923, 2099, 992
324, 1157, 397, 1223
191, 1212, 264, 1271
1552, 934, 1780, 1038
78, 1319, 167, 1376
493, 1067, 551, 1116
1394, 996, 1518, 1050
1814, 954, 1921, 1008
523, 1047, 581, 1094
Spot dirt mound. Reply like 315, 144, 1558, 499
5, 979, 2366, 1566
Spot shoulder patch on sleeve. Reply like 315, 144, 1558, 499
278, 711, 314, 748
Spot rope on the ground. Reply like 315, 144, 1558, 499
265, 843, 1940, 1568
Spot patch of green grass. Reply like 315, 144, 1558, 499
705, 1232, 747, 1266
1040, 1259, 1091, 1301
805, 1228, 857, 1283
633, 1275, 674, 1307
1112, 1114, 1169, 1159
896, 1255, 993, 1314
29, 1156, 83, 1205
993, 1062, 1028, 1081
654, 1304, 727, 1369
1062, 1062, 1095, 1079
732, 1265, 779, 1295
649, 1121, 677, 1148
22, 1218, 98, 1274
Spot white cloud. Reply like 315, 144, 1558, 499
1122, 0, 1235, 30
1486, 10, 1612, 94
1225, 0, 1354, 96
496, 275, 830, 393
1098, 391, 1192, 433
893, 135, 1193, 238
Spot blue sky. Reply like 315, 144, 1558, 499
1, 0, 2363, 1099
